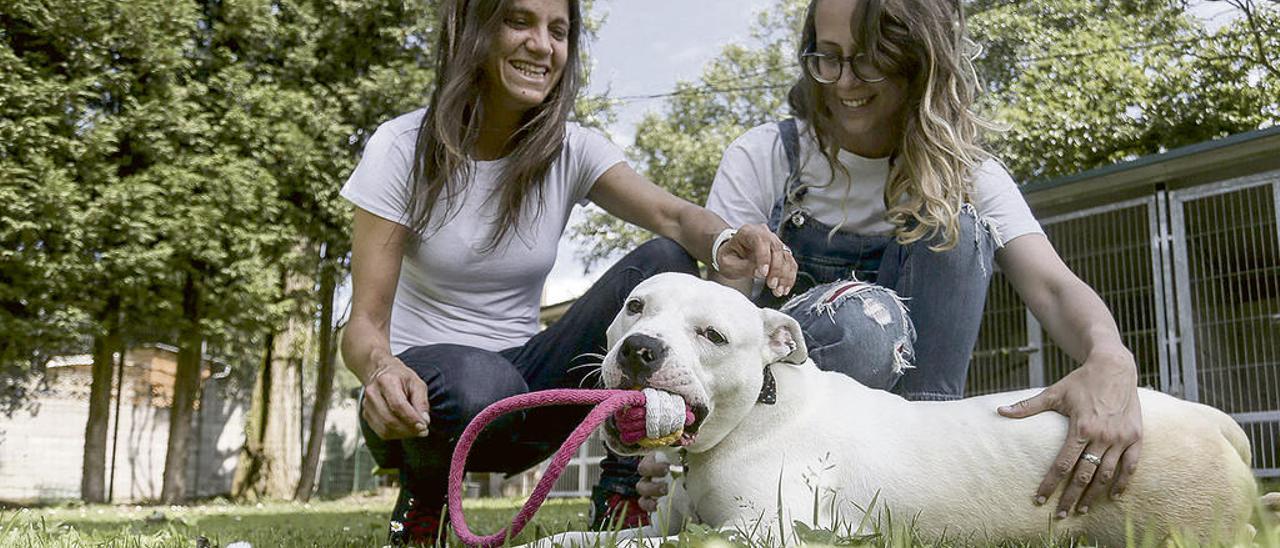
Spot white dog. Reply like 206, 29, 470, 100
528, 273, 1263, 546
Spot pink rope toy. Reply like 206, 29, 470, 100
447, 388, 694, 547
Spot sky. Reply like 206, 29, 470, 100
583, 0, 774, 147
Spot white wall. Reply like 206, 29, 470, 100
0, 390, 376, 503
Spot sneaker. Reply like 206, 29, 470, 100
388, 488, 444, 546
588, 485, 651, 530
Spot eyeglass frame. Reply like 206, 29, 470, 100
800, 51, 888, 84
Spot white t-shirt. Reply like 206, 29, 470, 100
341, 109, 627, 354
706, 120, 1043, 245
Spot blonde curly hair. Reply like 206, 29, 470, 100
788, 0, 998, 250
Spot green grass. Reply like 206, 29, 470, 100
0, 492, 591, 547
4, 487, 1280, 548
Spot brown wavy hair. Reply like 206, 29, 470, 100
408, 0, 584, 249
788, 0, 996, 250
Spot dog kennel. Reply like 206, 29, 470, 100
967, 126, 1280, 477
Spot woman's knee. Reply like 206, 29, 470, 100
783, 280, 915, 390
625, 237, 698, 277
397, 344, 527, 421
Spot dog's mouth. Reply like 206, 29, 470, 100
604, 388, 709, 452
683, 402, 709, 440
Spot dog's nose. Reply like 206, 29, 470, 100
618, 334, 667, 383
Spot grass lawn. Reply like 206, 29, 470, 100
5, 488, 1280, 547
0, 491, 592, 548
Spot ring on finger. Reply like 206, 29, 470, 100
781, 245, 792, 254
1080, 452, 1102, 466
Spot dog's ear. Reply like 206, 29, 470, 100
761, 308, 807, 365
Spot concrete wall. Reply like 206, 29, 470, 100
0, 377, 245, 503
2, 350, 560, 503
0, 366, 370, 503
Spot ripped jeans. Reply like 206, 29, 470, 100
773, 205, 1000, 401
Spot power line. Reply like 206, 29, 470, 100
599, 28, 1270, 105
699, 63, 798, 88
603, 63, 800, 104
608, 82, 792, 103
1020, 28, 1258, 61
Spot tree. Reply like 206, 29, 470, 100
295, 247, 344, 502
82, 0, 203, 504
285, 0, 442, 502
159, 150, 288, 502
1, 0, 199, 502
972, 0, 1280, 181
0, 2, 98, 416
210, 0, 441, 501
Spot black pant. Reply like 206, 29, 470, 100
360, 238, 700, 505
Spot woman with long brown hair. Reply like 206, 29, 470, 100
639, 0, 1143, 525
340, 0, 796, 544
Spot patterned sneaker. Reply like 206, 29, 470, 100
388, 488, 444, 546
588, 485, 651, 530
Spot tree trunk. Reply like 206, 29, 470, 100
231, 332, 274, 499
233, 269, 310, 500
161, 273, 203, 504
81, 298, 121, 503
296, 262, 338, 501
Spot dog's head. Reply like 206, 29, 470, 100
601, 272, 807, 455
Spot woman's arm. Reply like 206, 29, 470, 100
343, 207, 432, 440
588, 162, 796, 296
995, 234, 1143, 518
708, 269, 756, 295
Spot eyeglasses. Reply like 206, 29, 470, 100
801, 51, 887, 84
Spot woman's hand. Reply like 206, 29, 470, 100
635, 454, 672, 512
584, 164, 796, 296
998, 349, 1142, 518
714, 223, 798, 297
361, 355, 432, 440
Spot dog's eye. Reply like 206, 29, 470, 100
625, 298, 644, 315
699, 327, 728, 346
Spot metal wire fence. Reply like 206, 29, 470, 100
968, 170, 1280, 477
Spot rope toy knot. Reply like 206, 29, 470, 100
446, 388, 696, 547
614, 388, 696, 447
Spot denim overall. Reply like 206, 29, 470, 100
764, 119, 1000, 401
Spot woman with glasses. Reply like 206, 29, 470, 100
637, 0, 1143, 524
